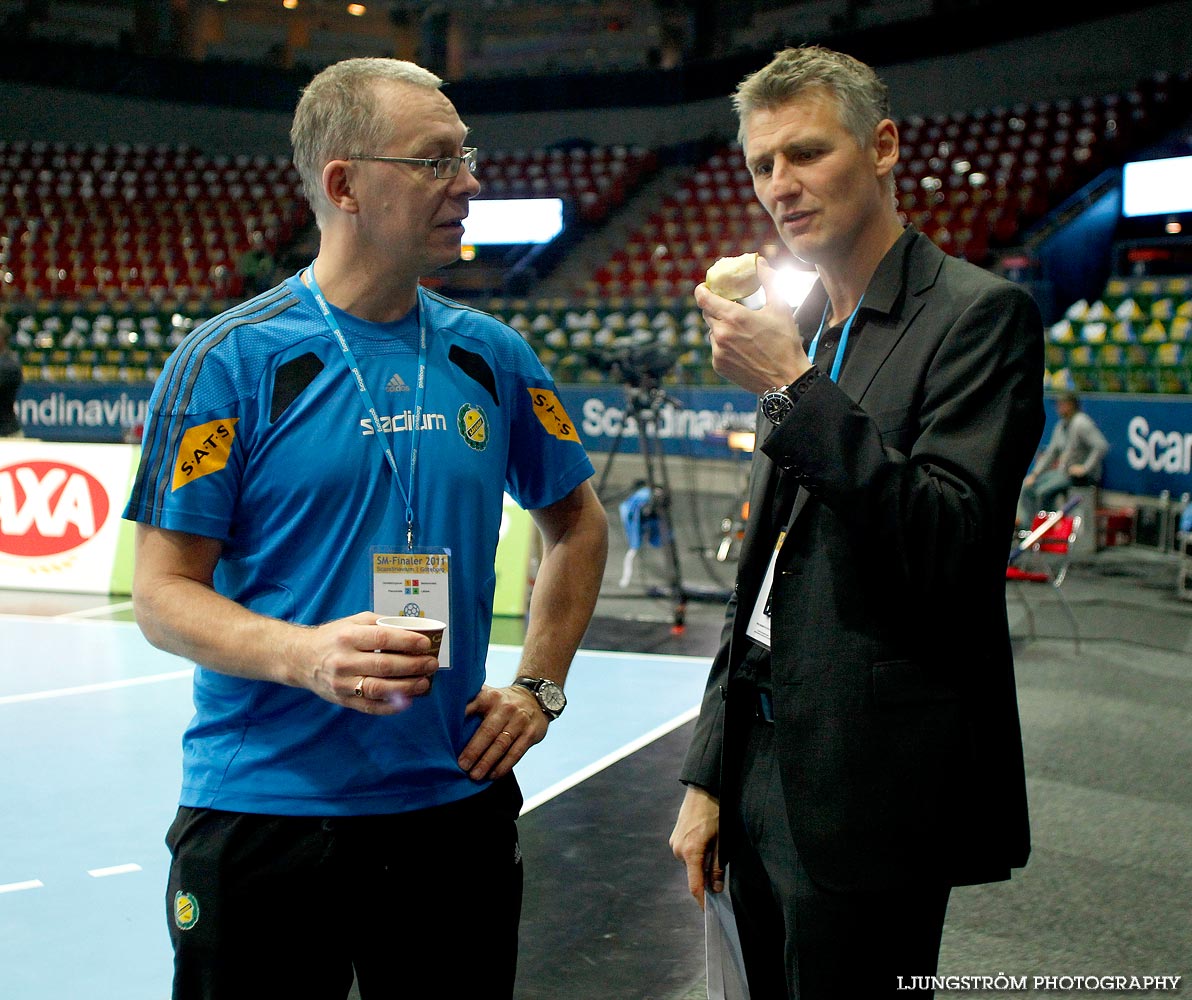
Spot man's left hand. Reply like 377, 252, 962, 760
458, 683, 549, 781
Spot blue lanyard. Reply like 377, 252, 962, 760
807, 295, 864, 383
304, 266, 428, 549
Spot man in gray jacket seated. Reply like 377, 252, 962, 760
1018, 391, 1108, 523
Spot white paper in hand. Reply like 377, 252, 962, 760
704, 873, 751, 1000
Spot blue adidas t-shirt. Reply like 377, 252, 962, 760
124, 272, 594, 815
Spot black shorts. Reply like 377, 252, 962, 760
165, 776, 524, 1000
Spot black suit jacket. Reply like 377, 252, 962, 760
681, 228, 1044, 892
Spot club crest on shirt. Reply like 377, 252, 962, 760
173, 890, 200, 931
172, 418, 239, 492
527, 388, 578, 442
457, 404, 488, 451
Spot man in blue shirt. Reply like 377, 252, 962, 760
126, 57, 607, 999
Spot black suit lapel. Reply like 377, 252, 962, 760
782, 232, 944, 528
836, 233, 943, 402
836, 302, 920, 402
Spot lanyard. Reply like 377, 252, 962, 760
807, 295, 864, 383
304, 266, 428, 549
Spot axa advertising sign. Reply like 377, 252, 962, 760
0, 442, 140, 594
0, 461, 111, 556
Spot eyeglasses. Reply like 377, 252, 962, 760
348, 147, 479, 179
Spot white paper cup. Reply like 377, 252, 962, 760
376, 616, 446, 656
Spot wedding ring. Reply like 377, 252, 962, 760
354, 677, 366, 698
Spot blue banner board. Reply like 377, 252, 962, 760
559, 387, 1192, 499
556, 385, 758, 461
17, 382, 150, 444
16, 382, 1192, 499
1070, 396, 1192, 499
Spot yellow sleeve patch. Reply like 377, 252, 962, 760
171, 418, 240, 492
527, 388, 578, 442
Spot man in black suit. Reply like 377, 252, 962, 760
670, 46, 1043, 997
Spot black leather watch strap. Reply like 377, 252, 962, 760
512, 676, 566, 719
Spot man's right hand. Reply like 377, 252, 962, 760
695, 257, 810, 395
291, 612, 439, 715
670, 784, 723, 910
132, 526, 436, 714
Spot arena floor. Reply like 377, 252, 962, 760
1, 493, 1190, 999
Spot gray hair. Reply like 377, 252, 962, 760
733, 45, 891, 149
291, 57, 444, 223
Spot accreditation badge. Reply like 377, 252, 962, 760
372, 548, 452, 668
744, 531, 785, 651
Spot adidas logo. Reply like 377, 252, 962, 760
385, 373, 411, 392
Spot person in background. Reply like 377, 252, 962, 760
1018, 390, 1108, 523
0, 319, 23, 437
669, 45, 1042, 998
235, 230, 277, 295
124, 57, 607, 999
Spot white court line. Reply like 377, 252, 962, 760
88, 863, 143, 878
520, 704, 701, 815
0, 612, 139, 627
489, 643, 710, 665
0, 668, 192, 706
0, 879, 44, 894
57, 601, 135, 619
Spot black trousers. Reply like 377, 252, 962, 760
165, 777, 523, 1000
726, 715, 950, 999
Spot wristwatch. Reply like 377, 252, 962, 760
760, 366, 822, 426
512, 677, 567, 720
760, 384, 795, 426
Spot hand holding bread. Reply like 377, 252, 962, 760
705, 252, 761, 302
696, 253, 812, 395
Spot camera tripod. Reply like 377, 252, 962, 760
596, 381, 729, 632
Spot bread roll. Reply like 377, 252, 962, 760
706, 252, 761, 301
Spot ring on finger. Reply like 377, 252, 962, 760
500, 730, 513, 740
354, 677, 366, 698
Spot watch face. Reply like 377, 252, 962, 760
761, 391, 793, 425
538, 680, 567, 712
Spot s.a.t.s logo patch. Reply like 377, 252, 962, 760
457, 404, 488, 451
172, 418, 239, 491
527, 388, 578, 442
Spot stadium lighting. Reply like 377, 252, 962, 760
462, 198, 564, 245
1122, 155, 1192, 217
774, 265, 819, 308
730, 264, 818, 310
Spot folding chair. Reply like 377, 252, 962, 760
1007, 496, 1083, 650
